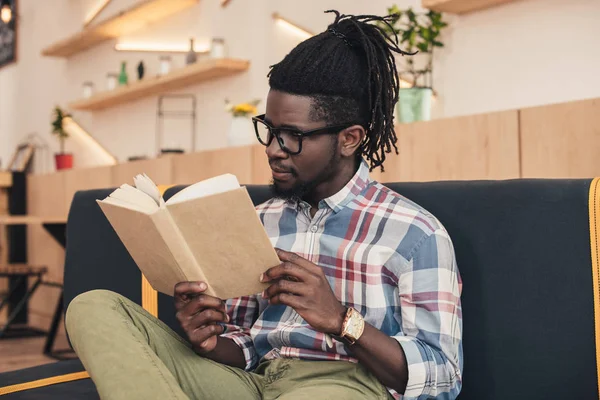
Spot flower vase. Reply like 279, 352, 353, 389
397, 87, 432, 123
55, 153, 73, 170
227, 116, 255, 147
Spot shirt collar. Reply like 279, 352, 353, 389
290, 159, 372, 214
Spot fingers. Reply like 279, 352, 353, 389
262, 278, 306, 300
275, 248, 322, 275
174, 281, 207, 301
189, 324, 225, 348
176, 298, 227, 327
177, 307, 229, 340
268, 292, 304, 309
189, 308, 229, 329
261, 261, 315, 283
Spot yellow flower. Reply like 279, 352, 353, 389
228, 99, 261, 116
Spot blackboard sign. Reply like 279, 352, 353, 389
0, 0, 17, 69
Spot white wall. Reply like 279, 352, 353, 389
0, 0, 598, 170
436, 0, 600, 117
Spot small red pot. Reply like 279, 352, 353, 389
55, 153, 73, 170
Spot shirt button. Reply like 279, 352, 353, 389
310, 225, 318, 232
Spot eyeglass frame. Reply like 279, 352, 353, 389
252, 114, 358, 155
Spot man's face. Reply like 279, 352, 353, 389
264, 89, 340, 201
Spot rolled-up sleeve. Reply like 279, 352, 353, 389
220, 295, 261, 371
394, 228, 463, 399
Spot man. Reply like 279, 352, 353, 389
66, 10, 462, 400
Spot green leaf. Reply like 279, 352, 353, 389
433, 40, 444, 47
409, 30, 416, 46
416, 43, 429, 52
421, 28, 431, 40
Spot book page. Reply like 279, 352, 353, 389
100, 196, 149, 214
133, 173, 163, 207
99, 184, 159, 214
166, 174, 240, 205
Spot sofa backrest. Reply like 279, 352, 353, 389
64, 179, 598, 400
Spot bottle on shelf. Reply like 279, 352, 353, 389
186, 38, 197, 65
118, 61, 128, 86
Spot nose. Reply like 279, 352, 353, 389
265, 134, 288, 159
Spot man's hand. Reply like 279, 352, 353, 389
261, 249, 347, 335
174, 281, 229, 354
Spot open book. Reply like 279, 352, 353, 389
97, 173, 280, 299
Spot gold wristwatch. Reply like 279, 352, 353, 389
340, 307, 365, 345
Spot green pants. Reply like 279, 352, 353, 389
66, 290, 392, 400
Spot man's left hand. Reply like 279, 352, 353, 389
261, 248, 347, 335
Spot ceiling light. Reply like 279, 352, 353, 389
114, 41, 210, 53
1, 3, 12, 24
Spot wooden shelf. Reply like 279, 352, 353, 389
422, 0, 522, 14
0, 216, 67, 225
42, 0, 199, 57
69, 58, 250, 111
0, 172, 11, 188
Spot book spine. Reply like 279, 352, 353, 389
149, 207, 216, 296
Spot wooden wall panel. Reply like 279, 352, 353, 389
112, 156, 174, 187
520, 98, 600, 178
64, 166, 113, 212
384, 110, 520, 182
251, 145, 271, 185
172, 146, 254, 185
27, 172, 68, 218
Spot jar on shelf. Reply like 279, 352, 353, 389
82, 81, 94, 98
210, 38, 227, 59
106, 73, 118, 90
159, 55, 172, 76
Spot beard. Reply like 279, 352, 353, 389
270, 141, 339, 203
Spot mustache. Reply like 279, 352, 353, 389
269, 160, 297, 176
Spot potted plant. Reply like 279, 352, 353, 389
380, 5, 448, 123
51, 106, 73, 170
225, 99, 260, 147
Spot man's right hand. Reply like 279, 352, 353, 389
174, 281, 229, 354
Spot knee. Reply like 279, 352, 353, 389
66, 290, 123, 331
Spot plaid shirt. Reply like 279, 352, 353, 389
221, 160, 463, 399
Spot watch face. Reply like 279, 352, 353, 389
345, 310, 363, 339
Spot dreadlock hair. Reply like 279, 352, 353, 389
268, 10, 414, 172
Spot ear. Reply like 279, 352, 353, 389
339, 125, 366, 158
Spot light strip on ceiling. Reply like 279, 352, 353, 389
272, 13, 314, 40
63, 117, 118, 165
114, 41, 210, 53
84, 0, 112, 27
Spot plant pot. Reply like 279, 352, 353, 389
55, 153, 73, 170
397, 87, 433, 124
227, 116, 255, 147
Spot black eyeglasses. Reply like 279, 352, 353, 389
252, 114, 354, 155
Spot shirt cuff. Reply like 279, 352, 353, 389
220, 331, 258, 371
393, 335, 431, 398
